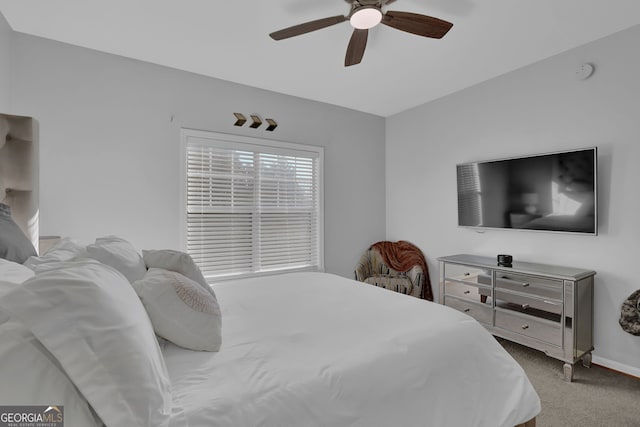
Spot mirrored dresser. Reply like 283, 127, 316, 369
438, 254, 595, 382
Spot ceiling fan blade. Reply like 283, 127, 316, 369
270, 15, 348, 40
345, 29, 368, 67
383, 0, 398, 5
382, 11, 453, 39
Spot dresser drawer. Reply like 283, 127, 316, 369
444, 280, 491, 304
445, 297, 493, 325
495, 273, 563, 300
495, 309, 562, 347
495, 289, 563, 315
443, 263, 489, 285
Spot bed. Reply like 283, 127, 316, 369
0, 236, 540, 427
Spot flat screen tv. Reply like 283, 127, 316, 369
457, 148, 597, 235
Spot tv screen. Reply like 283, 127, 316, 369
457, 148, 597, 234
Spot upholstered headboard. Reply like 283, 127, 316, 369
0, 113, 39, 251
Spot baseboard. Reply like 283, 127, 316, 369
592, 355, 640, 379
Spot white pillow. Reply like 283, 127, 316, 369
24, 237, 86, 271
0, 316, 102, 426
0, 258, 34, 284
143, 249, 214, 296
133, 268, 222, 352
86, 236, 146, 283
0, 260, 172, 427
0, 280, 19, 298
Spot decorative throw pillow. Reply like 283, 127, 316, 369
0, 203, 37, 264
142, 249, 214, 297
133, 268, 222, 352
86, 236, 146, 283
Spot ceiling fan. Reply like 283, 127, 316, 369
269, 0, 453, 67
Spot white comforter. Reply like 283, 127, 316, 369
164, 272, 540, 427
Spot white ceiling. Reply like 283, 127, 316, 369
1, 0, 639, 117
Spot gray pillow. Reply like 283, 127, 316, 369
0, 203, 37, 263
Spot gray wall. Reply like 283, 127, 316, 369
0, 13, 11, 110
386, 25, 640, 376
8, 33, 386, 279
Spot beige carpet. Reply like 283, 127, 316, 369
500, 339, 640, 427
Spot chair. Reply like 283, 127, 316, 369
355, 240, 432, 301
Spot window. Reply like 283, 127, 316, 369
181, 129, 324, 281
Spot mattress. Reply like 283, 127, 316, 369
163, 272, 540, 427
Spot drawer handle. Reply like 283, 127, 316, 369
521, 325, 529, 330
500, 276, 530, 287
463, 290, 471, 294
464, 272, 470, 277
464, 308, 471, 313
521, 304, 530, 310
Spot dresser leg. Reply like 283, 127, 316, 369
563, 363, 574, 382
582, 352, 592, 368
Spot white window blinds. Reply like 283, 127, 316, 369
182, 130, 323, 281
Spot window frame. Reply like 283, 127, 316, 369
179, 128, 325, 282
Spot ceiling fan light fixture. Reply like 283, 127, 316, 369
350, 6, 382, 30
